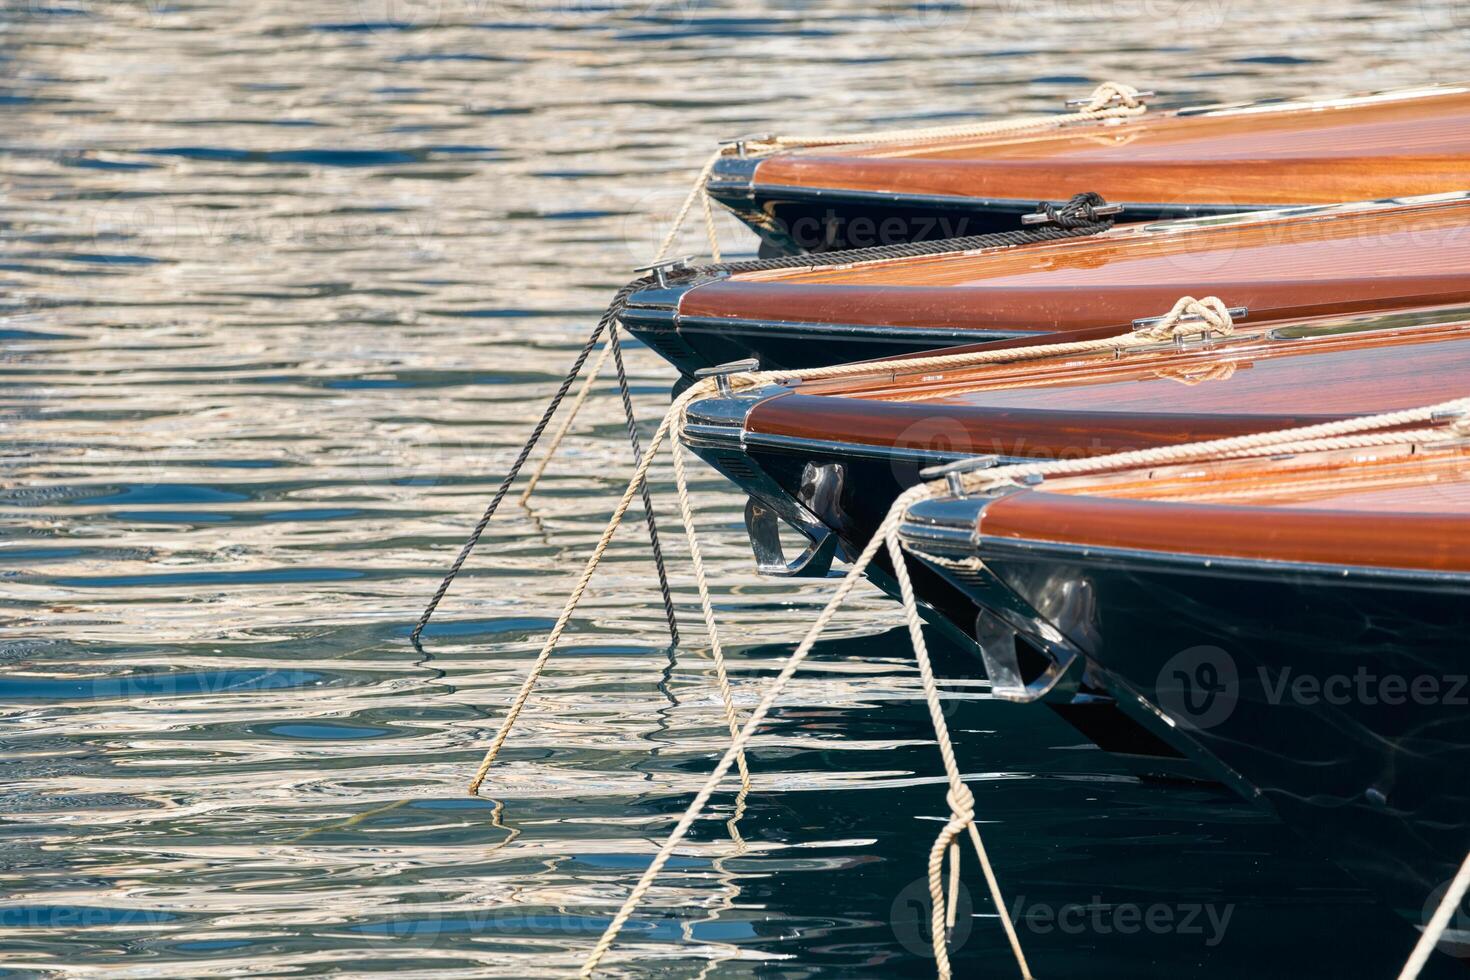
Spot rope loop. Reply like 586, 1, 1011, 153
945, 782, 976, 821
1083, 80, 1148, 114
1032, 190, 1109, 229
1131, 295, 1235, 342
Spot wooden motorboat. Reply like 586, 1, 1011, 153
711, 84, 1470, 254
679, 302, 1470, 773
898, 428, 1470, 934
624, 192, 1470, 381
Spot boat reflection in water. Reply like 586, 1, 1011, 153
711, 84, 1470, 254
625, 192, 1470, 382
897, 426, 1470, 943
678, 303, 1470, 778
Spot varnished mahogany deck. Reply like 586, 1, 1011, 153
750, 86, 1470, 208
975, 442, 1470, 576
742, 306, 1470, 459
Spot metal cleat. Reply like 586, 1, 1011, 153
1066, 89, 1155, 108
693, 357, 761, 397
919, 455, 1000, 497
1132, 305, 1248, 342
633, 256, 695, 289
1021, 202, 1124, 226
719, 133, 775, 158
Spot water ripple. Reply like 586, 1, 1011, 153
1, 1, 1461, 976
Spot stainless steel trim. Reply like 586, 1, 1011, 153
1126, 191, 1470, 237
971, 603, 1081, 703
743, 430, 1030, 465
1174, 84, 1468, 118
681, 383, 791, 438
1266, 302, 1470, 340
707, 153, 761, 197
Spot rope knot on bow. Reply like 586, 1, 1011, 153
945, 782, 977, 820
1084, 80, 1148, 114
1132, 295, 1236, 342
1031, 191, 1111, 229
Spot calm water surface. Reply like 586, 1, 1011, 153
3, 2, 1468, 975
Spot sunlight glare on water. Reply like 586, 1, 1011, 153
1, 1, 1467, 975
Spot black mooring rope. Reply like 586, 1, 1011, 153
410, 282, 647, 646
608, 320, 681, 644
410, 193, 1118, 645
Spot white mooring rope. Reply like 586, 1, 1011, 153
467, 294, 1236, 790
525, 81, 1148, 476
475, 295, 1231, 977
667, 81, 1148, 262
573, 390, 1470, 977
471, 283, 1469, 975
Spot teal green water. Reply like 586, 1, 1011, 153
2, 1, 1468, 975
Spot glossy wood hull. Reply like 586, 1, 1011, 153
903, 444, 1470, 930
746, 305, 1470, 457
625, 195, 1470, 380
681, 304, 1470, 777
711, 85, 1470, 254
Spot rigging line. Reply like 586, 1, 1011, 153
414, 194, 1116, 645
608, 320, 681, 644
464, 296, 1237, 788
410, 284, 635, 646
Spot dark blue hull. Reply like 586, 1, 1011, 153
952, 539, 1470, 929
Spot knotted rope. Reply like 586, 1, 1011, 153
575, 390, 1470, 977
885, 503, 1034, 979
1031, 191, 1111, 230
504, 82, 1145, 542
470, 294, 1244, 978
467, 294, 1238, 791
665, 81, 1149, 260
